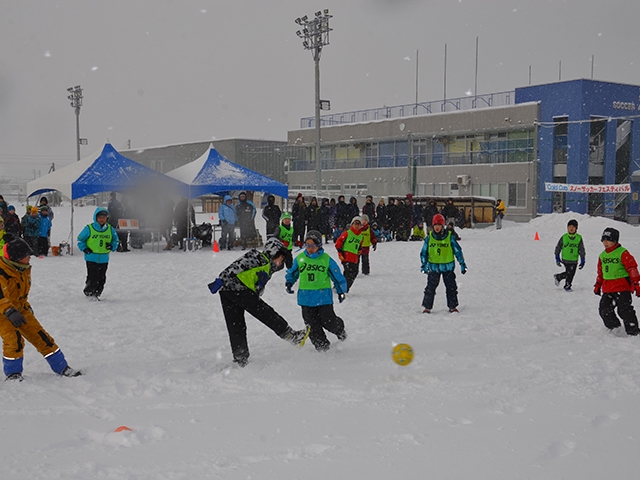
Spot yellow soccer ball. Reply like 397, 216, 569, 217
392, 343, 414, 366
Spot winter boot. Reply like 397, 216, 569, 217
281, 327, 307, 346
61, 366, 82, 377
5, 372, 23, 382
422, 308, 431, 314
554, 274, 560, 286
337, 330, 348, 342
449, 308, 459, 313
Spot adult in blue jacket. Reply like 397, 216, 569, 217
77, 207, 120, 298
285, 230, 348, 351
218, 195, 238, 250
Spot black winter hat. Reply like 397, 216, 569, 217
305, 230, 323, 246
4, 236, 34, 262
601, 227, 620, 243
567, 219, 578, 229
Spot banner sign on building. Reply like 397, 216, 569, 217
544, 183, 631, 194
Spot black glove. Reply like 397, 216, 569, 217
106, 243, 113, 251
5, 307, 26, 328
285, 283, 295, 294
221, 220, 228, 226
338, 293, 346, 303
208, 278, 224, 294
83, 248, 93, 254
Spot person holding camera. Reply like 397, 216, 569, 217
77, 207, 119, 299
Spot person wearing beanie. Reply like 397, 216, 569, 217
218, 195, 238, 251
362, 195, 376, 224
594, 227, 640, 335
207, 238, 308, 367
0, 236, 81, 380
37, 206, 52, 256
285, 230, 348, 352
77, 207, 120, 299
359, 214, 377, 275
554, 219, 586, 291
420, 213, 467, 313
235, 191, 257, 250
335, 216, 364, 292
291, 194, 307, 248
274, 212, 294, 269
4, 205, 21, 237
261, 194, 281, 239
22, 206, 41, 254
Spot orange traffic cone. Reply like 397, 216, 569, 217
534, 232, 540, 241
213, 240, 220, 252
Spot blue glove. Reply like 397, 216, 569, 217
255, 271, 270, 293
579, 257, 585, 270
338, 293, 346, 303
555, 255, 562, 267
208, 278, 224, 294
285, 282, 295, 294
461, 265, 467, 275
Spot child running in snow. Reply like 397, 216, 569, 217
335, 216, 364, 292
420, 213, 467, 313
594, 227, 640, 336
285, 230, 348, 352
274, 212, 294, 269
0, 236, 81, 380
359, 214, 377, 275
554, 219, 585, 291
208, 238, 308, 367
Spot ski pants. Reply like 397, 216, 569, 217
84, 261, 108, 297
301, 305, 345, 352
219, 223, 236, 250
422, 270, 458, 310
360, 253, 371, 275
283, 250, 293, 270
219, 290, 291, 362
0, 309, 66, 375
599, 291, 640, 335
557, 261, 578, 288
342, 262, 359, 292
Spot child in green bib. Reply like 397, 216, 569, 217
553, 219, 586, 291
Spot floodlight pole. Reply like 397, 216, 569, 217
295, 10, 332, 196
67, 85, 83, 255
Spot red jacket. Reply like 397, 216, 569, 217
335, 225, 362, 264
359, 225, 377, 255
595, 244, 640, 294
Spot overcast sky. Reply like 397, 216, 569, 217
2, 0, 639, 181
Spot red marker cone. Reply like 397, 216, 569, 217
534, 232, 540, 241
114, 426, 132, 432
213, 240, 220, 252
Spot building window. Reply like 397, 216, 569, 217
508, 182, 526, 208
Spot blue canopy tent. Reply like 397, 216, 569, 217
26, 143, 188, 253
165, 145, 288, 199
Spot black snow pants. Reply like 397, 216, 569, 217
84, 261, 109, 297
301, 305, 346, 352
556, 261, 578, 288
219, 290, 291, 363
599, 291, 640, 335
342, 262, 359, 292
422, 270, 458, 310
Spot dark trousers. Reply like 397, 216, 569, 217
84, 261, 108, 297
599, 291, 640, 335
219, 224, 236, 250
283, 249, 293, 270
219, 290, 290, 362
360, 253, 370, 275
422, 270, 458, 310
117, 230, 129, 251
301, 305, 345, 351
342, 262, 359, 292
556, 262, 578, 288
37, 236, 49, 256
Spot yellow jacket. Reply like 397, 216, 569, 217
0, 256, 32, 316
496, 200, 506, 216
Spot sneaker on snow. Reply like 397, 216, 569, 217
61, 366, 82, 377
422, 308, 431, 314
449, 308, 459, 313
234, 357, 249, 368
282, 327, 307, 346
563, 285, 572, 292
5, 372, 23, 382
337, 330, 348, 341
554, 274, 560, 286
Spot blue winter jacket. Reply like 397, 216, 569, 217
77, 207, 120, 264
218, 196, 238, 225
285, 247, 347, 306
38, 215, 52, 238
420, 229, 466, 273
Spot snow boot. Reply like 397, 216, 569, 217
337, 330, 348, 342
449, 308, 459, 313
61, 366, 82, 377
281, 327, 307, 346
554, 274, 560, 286
5, 372, 23, 382
422, 308, 431, 314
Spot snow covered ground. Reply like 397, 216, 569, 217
1, 205, 640, 479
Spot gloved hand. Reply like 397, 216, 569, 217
420, 264, 428, 274
208, 278, 224, 294
106, 243, 113, 251
338, 293, 346, 303
83, 248, 93, 254
634, 284, 640, 297
221, 220, 228, 226
5, 307, 26, 328
594, 284, 602, 296
285, 282, 295, 294
555, 255, 562, 267
255, 271, 270, 294
461, 265, 467, 275
372, 243, 377, 251
579, 258, 585, 270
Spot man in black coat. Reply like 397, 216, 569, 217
261, 195, 281, 239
